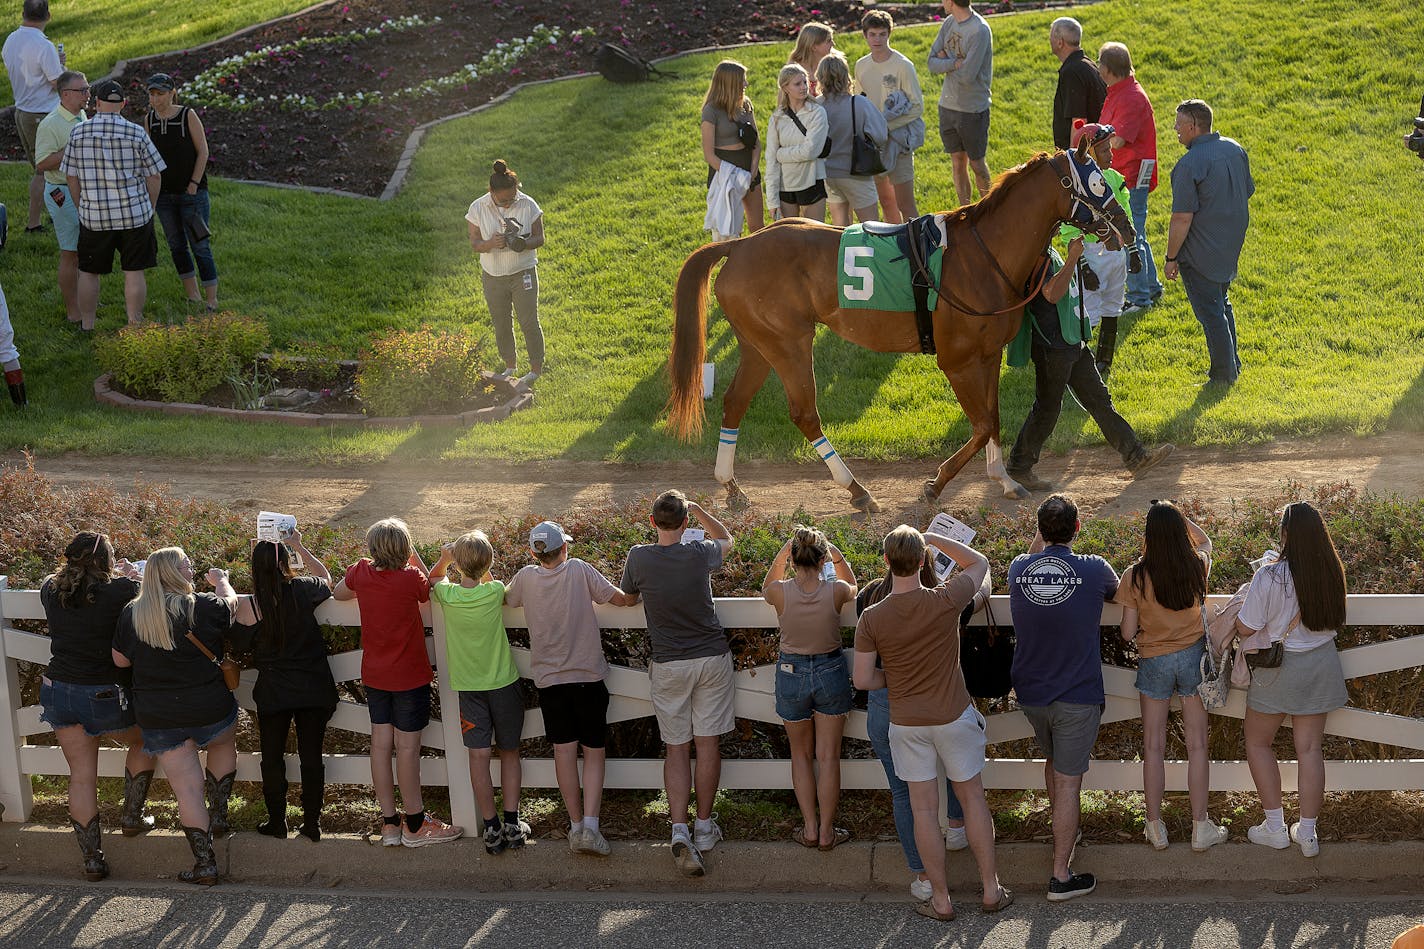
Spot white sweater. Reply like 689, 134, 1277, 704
765, 100, 828, 200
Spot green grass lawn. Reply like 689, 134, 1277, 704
1, 0, 316, 108
1, 0, 1421, 467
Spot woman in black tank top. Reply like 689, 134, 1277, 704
144, 73, 220, 311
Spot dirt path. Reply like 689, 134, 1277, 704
23, 432, 1422, 541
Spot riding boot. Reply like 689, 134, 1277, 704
179, 824, 219, 886
3, 368, 24, 408
120, 767, 157, 836
297, 764, 325, 842
258, 775, 288, 838
70, 815, 109, 882
205, 770, 237, 839
1094, 316, 1119, 378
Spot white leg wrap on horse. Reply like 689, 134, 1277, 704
985, 439, 1008, 480
715, 428, 739, 484
811, 435, 854, 488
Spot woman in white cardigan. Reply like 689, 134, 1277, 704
765, 64, 828, 223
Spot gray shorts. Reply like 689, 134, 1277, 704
938, 106, 990, 161
1247, 640, 1348, 716
1022, 701, 1102, 777
458, 681, 526, 750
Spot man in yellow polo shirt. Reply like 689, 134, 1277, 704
34, 69, 87, 325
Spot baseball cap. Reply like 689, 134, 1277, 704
1070, 120, 1115, 148
92, 79, 125, 103
146, 73, 175, 91
529, 520, 571, 553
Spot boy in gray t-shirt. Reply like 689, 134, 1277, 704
620, 490, 734, 878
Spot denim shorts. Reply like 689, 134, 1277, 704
774, 650, 853, 722
1135, 638, 1207, 701
141, 704, 238, 755
367, 684, 432, 733
39, 677, 136, 737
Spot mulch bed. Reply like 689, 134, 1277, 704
2, 0, 954, 197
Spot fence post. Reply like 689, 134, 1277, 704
429, 602, 478, 833
0, 576, 34, 821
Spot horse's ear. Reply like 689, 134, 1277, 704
1074, 138, 1090, 162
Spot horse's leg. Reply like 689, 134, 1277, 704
925, 356, 1028, 503
716, 345, 773, 508
981, 358, 1027, 499
769, 347, 880, 513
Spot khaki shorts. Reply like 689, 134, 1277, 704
15, 110, 45, 167
888, 702, 987, 783
825, 175, 879, 210
877, 150, 915, 185
649, 652, 735, 745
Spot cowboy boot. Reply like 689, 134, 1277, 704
3, 368, 24, 408
297, 764, 325, 842
179, 824, 219, 886
120, 767, 156, 836
70, 815, 109, 882
257, 767, 288, 839
205, 770, 237, 839
1095, 316, 1119, 378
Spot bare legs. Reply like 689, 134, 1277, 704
554, 742, 605, 826
157, 741, 209, 829
1245, 709, 1328, 820
469, 746, 522, 820
58, 250, 80, 323
949, 152, 992, 208
122, 269, 147, 325
665, 735, 721, 824
56, 726, 101, 824
779, 200, 826, 224
75, 269, 147, 330
371, 723, 425, 818
952, 774, 1003, 907
827, 202, 880, 227
784, 712, 845, 845
1044, 759, 1082, 881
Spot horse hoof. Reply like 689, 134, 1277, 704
724, 482, 750, 510
1004, 483, 1030, 500
921, 481, 941, 504
851, 493, 881, 514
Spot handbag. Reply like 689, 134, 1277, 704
1242, 609, 1298, 670
185, 602, 241, 691
849, 96, 887, 177
1196, 601, 1232, 709
959, 596, 1014, 699
784, 107, 832, 160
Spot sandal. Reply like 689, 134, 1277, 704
818, 827, 851, 852
914, 899, 956, 922
981, 885, 1015, 914
792, 829, 818, 848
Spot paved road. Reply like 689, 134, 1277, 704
0, 880, 1419, 948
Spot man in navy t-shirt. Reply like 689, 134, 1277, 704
1007, 493, 1117, 903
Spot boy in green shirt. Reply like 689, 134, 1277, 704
429, 531, 527, 855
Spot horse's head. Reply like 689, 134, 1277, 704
1052, 140, 1135, 250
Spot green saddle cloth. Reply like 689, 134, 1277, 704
836, 224, 944, 312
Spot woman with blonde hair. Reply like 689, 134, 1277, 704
112, 547, 238, 885
40, 531, 156, 881
789, 22, 835, 96
762, 526, 856, 849
816, 52, 887, 226
700, 59, 764, 240
765, 63, 829, 223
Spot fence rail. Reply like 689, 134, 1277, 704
2, 576, 1421, 832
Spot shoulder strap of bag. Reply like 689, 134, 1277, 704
183, 599, 221, 667
851, 95, 860, 136
785, 107, 808, 136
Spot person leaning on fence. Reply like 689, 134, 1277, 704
761, 525, 857, 851
857, 552, 978, 903
1114, 501, 1229, 852
1007, 494, 1114, 902
39, 531, 156, 881
620, 490, 735, 877
466, 159, 545, 388
110, 547, 239, 886
1237, 501, 1349, 858
853, 525, 1010, 921
504, 519, 636, 858
814, 51, 886, 227
218, 530, 337, 842
428, 531, 528, 856
332, 518, 463, 848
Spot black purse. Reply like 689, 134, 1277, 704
784, 107, 832, 159
959, 596, 1014, 699
849, 96, 887, 177
1244, 609, 1298, 670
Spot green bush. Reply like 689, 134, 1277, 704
355, 328, 489, 416
95, 312, 271, 403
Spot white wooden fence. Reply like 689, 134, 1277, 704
1, 576, 1422, 832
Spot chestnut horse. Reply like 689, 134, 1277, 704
666, 145, 1133, 512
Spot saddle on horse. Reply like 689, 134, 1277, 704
837, 214, 947, 354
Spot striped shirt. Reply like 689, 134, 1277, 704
59, 112, 166, 231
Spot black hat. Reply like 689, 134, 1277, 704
145, 73, 175, 91
92, 79, 125, 103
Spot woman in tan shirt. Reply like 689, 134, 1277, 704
1115, 501, 1228, 853
762, 526, 856, 850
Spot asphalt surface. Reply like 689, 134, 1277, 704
0, 879, 1420, 948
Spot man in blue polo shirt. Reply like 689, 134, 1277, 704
1008, 493, 1117, 902
1163, 98, 1254, 386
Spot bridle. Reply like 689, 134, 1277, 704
1056, 151, 1132, 248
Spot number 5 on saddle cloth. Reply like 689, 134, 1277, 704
836, 215, 948, 354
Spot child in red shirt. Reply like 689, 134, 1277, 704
333, 518, 462, 847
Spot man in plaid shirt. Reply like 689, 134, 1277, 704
60, 78, 165, 328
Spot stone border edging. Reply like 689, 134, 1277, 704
93, 371, 533, 428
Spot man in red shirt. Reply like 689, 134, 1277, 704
1097, 41, 1163, 314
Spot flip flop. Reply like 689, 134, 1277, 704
981, 886, 1015, 914
792, 829, 819, 848
914, 899, 956, 922
818, 827, 851, 851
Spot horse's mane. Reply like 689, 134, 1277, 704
941, 152, 1054, 226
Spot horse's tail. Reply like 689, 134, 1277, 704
666, 241, 730, 441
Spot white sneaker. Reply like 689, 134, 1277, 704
1247, 821, 1290, 850
910, 877, 933, 902
693, 816, 723, 853
671, 828, 705, 876
1290, 822, 1320, 858
1144, 819, 1168, 851
944, 825, 968, 851
516, 370, 541, 388
380, 823, 402, 847
1192, 819, 1229, 852
577, 826, 612, 857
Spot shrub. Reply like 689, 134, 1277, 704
355, 328, 489, 416
95, 312, 271, 403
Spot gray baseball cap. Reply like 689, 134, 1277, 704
529, 520, 571, 552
